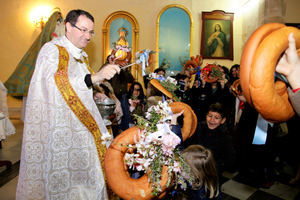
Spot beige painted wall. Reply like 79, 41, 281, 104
286, 0, 300, 23
0, 0, 299, 82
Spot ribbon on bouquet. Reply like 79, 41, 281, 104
139, 50, 149, 76
121, 49, 155, 73
145, 123, 181, 146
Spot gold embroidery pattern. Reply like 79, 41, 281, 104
54, 45, 107, 175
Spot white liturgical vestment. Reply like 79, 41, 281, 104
16, 36, 109, 200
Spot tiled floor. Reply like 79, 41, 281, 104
0, 103, 300, 200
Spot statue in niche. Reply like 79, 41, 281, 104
109, 27, 132, 67
107, 27, 134, 100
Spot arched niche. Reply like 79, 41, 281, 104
156, 5, 193, 74
102, 11, 140, 79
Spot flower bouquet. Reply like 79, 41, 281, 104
148, 73, 180, 100
104, 100, 197, 200
201, 63, 224, 83
124, 101, 192, 196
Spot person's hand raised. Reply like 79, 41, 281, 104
91, 64, 120, 84
276, 33, 300, 89
171, 110, 184, 125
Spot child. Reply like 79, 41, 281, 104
166, 145, 220, 200
181, 145, 220, 200
184, 103, 236, 175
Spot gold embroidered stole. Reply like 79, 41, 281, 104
54, 45, 107, 173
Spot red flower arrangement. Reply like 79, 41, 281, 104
201, 64, 224, 83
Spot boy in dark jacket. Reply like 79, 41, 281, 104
185, 102, 236, 175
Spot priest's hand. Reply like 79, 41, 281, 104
91, 64, 120, 84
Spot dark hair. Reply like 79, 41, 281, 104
65, 9, 94, 25
175, 73, 189, 82
128, 82, 145, 99
154, 68, 165, 74
207, 102, 225, 118
100, 84, 110, 97
230, 64, 240, 74
221, 66, 231, 81
221, 66, 229, 75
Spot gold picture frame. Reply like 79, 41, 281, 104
200, 10, 234, 60
102, 11, 140, 80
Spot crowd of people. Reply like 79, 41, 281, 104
105, 47, 300, 199
97, 58, 300, 199
16, 8, 300, 200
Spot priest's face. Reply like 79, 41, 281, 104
66, 15, 94, 49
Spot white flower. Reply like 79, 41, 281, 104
145, 112, 151, 120
122, 100, 189, 194
149, 72, 157, 79
135, 157, 145, 164
101, 133, 113, 147
125, 153, 135, 168
145, 129, 164, 144
173, 161, 181, 173
166, 76, 177, 85
136, 164, 144, 171
143, 159, 151, 169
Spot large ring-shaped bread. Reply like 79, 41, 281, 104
170, 102, 197, 139
249, 26, 300, 122
150, 79, 174, 99
104, 102, 197, 200
184, 60, 198, 75
240, 23, 286, 105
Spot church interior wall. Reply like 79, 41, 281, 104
0, 0, 299, 82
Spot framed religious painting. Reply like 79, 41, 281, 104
200, 10, 234, 60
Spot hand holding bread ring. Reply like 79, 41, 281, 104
276, 33, 300, 90
240, 23, 300, 122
